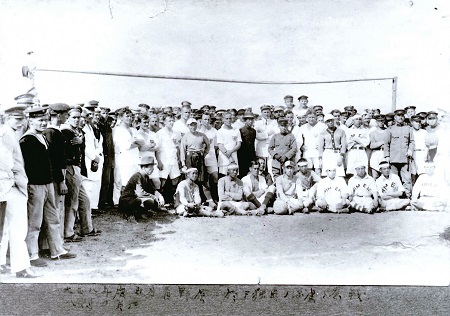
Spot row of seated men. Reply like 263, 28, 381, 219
121, 154, 447, 219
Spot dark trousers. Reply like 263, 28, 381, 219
99, 163, 114, 207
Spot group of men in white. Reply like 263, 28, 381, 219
0, 92, 449, 278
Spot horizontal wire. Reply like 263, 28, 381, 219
35, 68, 395, 85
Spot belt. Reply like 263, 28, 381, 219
414, 149, 425, 151
352, 146, 365, 150
186, 150, 203, 156
324, 148, 341, 153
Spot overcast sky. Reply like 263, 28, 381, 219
0, 0, 449, 112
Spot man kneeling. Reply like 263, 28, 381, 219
218, 163, 256, 215
175, 168, 224, 217
119, 156, 166, 220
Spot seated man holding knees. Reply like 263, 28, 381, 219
242, 161, 276, 215
118, 156, 165, 220
218, 163, 256, 215
411, 161, 447, 211
175, 168, 224, 217
376, 161, 410, 211
316, 165, 350, 213
348, 161, 378, 214
273, 161, 303, 215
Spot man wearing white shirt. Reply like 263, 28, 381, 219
293, 95, 310, 118
376, 161, 410, 211
298, 111, 327, 174
156, 114, 182, 202
411, 161, 447, 211
173, 103, 191, 136
217, 112, 241, 176
198, 113, 219, 203
254, 104, 278, 177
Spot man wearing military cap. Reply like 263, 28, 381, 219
3, 106, 28, 139
383, 108, 414, 198
385, 113, 395, 127
409, 115, 427, 184
313, 105, 323, 116
404, 106, 416, 119
369, 114, 388, 178
20, 107, 77, 263
268, 117, 297, 179
14, 93, 36, 107
0, 105, 39, 277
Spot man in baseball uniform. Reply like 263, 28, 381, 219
348, 161, 379, 214
376, 161, 411, 211
315, 165, 350, 213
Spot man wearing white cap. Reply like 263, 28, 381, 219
376, 161, 410, 211
175, 167, 224, 217
273, 161, 304, 215
347, 161, 378, 213
217, 163, 255, 215
318, 114, 347, 177
315, 165, 350, 213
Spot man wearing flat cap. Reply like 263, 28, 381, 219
119, 156, 166, 220
383, 109, 414, 198
268, 117, 297, 179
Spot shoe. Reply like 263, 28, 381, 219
30, 258, 48, 267
302, 207, 310, 214
405, 206, 411, 211
51, 252, 77, 260
64, 234, 84, 242
16, 268, 42, 278
38, 249, 51, 259
336, 207, 350, 214
80, 229, 102, 237
0, 264, 9, 274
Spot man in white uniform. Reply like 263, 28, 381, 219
316, 166, 350, 213
217, 112, 241, 176
376, 161, 410, 211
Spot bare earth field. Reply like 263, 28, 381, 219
1, 208, 449, 286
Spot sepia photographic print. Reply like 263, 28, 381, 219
0, 0, 449, 314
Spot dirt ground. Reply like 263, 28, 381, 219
1, 207, 449, 285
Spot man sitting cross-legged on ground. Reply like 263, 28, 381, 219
118, 156, 166, 220
376, 161, 411, 211
295, 158, 321, 213
315, 165, 350, 213
241, 161, 276, 215
347, 161, 379, 214
272, 161, 303, 215
217, 163, 256, 215
175, 168, 224, 217
411, 161, 447, 211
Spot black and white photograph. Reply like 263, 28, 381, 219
0, 0, 449, 314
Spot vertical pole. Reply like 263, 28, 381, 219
392, 76, 398, 112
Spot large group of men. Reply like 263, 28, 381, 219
0, 92, 449, 278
